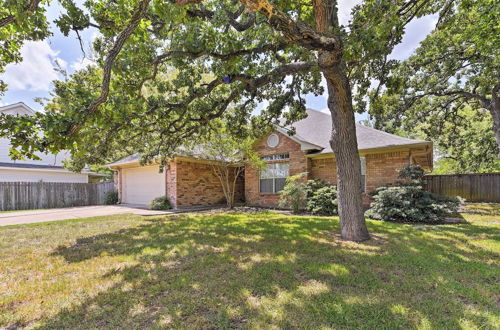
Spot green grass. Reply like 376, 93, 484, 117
0, 212, 499, 329
462, 203, 500, 216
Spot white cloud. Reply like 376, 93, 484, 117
390, 14, 438, 60
71, 57, 96, 72
2, 41, 65, 92
338, 0, 362, 26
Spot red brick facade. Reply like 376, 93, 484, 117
245, 132, 416, 208
245, 131, 310, 207
167, 159, 244, 208
310, 157, 336, 184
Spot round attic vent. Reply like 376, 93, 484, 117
267, 133, 279, 148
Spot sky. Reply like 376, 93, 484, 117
0, 1, 437, 123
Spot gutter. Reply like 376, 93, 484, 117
305, 141, 432, 158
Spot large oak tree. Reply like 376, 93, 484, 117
1, 0, 444, 241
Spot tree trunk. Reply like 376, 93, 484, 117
319, 54, 370, 242
313, 0, 369, 242
490, 83, 500, 158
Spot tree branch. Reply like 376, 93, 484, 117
0, 0, 42, 28
176, 0, 340, 51
67, 0, 151, 136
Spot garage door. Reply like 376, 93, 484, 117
122, 165, 165, 205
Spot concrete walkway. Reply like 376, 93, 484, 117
0, 205, 176, 227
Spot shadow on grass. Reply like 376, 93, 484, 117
42, 213, 499, 329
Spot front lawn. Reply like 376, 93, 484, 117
1, 212, 498, 329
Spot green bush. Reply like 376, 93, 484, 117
366, 164, 462, 223
103, 190, 118, 205
306, 185, 338, 215
305, 179, 330, 197
149, 196, 172, 210
279, 173, 307, 213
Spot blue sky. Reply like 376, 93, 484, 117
0, 1, 437, 122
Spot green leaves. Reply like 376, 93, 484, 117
369, 0, 500, 170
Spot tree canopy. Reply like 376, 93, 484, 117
369, 0, 500, 161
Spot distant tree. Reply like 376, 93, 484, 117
0, 0, 450, 241
369, 0, 500, 158
428, 107, 500, 174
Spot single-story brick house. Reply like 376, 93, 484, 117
107, 109, 432, 208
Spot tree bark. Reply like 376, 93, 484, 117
314, 0, 369, 241
490, 83, 500, 158
321, 61, 370, 241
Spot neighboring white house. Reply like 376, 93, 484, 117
0, 102, 100, 183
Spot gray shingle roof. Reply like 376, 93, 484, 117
108, 108, 430, 166
288, 109, 428, 154
0, 162, 65, 170
106, 153, 141, 166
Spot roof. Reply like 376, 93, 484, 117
287, 109, 429, 154
108, 108, 431, 167
0, 162, 105, 176
106, 153, 141, 167
0, 102, 36, 115
106, 145, 237, 168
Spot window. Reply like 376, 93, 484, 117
260, 153, 289, 161
360, 156, 366, 193
267, 134, 279, 148
260, 162, 289, 194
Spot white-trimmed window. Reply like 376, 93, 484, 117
360, 156, 366, 193
260, 162, 289, 194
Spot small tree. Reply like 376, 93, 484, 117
187, 126, 262, 209
279, 173, 308, 213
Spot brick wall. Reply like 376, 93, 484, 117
365, 150, 411, 192
174, 159, 244, 208
309, 151, 411, 207
309, 157, 336, 184
245, 131, 309, 207
166, 161, 177, 208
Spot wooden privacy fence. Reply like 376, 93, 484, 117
424, 173, 500, 203
0, 181, 115, 211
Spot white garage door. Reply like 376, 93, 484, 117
122, 165, 165, 205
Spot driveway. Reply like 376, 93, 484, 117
0, 205, 174, 227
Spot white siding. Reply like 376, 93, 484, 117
122, 165, 165, 205
0, 103, 73, 166
0, 169, 89, 183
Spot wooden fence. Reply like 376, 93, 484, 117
424, 173, 500, 203
0, 181, 115, 211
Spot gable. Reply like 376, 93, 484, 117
253, 131, 303, 157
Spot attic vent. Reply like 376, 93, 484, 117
267, 134, 279, 148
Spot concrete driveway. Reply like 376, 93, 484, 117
0, 205, 174, 227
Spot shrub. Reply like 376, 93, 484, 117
366, 164, 462, 223
149, 196, 172, 210
305, 179, 330, 198
306, 185, 338, 215
103, 190, 118, 205
279, 173, 307, 213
